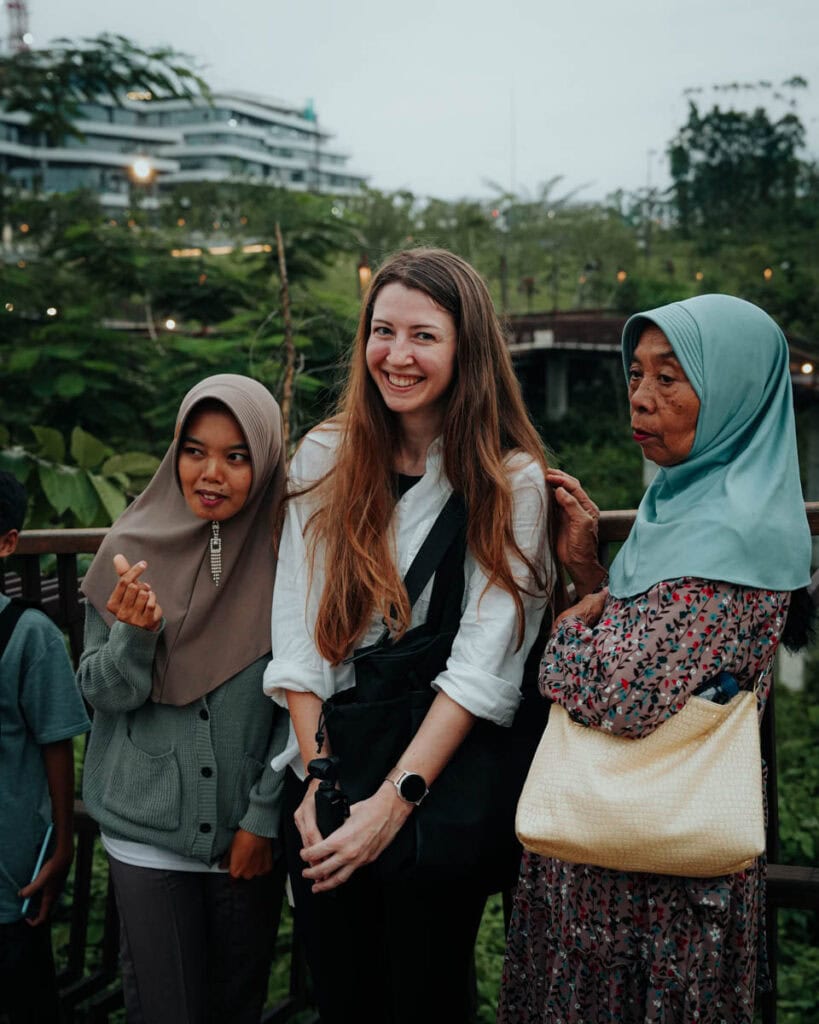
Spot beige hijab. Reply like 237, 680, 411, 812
81, 374, 286, 706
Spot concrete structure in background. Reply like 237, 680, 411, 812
0, 90, 366, 212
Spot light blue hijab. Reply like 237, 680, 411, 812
608, 293, 812, 599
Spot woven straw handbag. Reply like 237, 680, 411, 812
515, 685, 765, 877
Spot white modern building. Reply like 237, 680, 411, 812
0, 90, 366, 211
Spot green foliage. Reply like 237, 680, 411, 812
772, 641, 819, 1019
669, 99, 806, 237
778, 910, 819, 1024
776, 687, 819, 865
339, 187, 418, 259
160, 182, 358, 283
610, 273, 695, 315
0, 33, 209, 146
554, 439, 645, 512
0, 426, 159, 527
476, 895, 508, 1022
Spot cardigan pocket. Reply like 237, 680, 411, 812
227, 752, 266, 828
102, 735, 182, 832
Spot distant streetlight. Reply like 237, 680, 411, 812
164, 318, 177, 331
801, 362, 814, 375
357, 254, 372, 297
129, 156, 155, 184
763, 267, 773, 281
128, 156, 157, 222
616, 269, 628, 283
46, 306, 57, 316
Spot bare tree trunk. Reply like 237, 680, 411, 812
275, 222, 295, 453
143, 292, 159, 344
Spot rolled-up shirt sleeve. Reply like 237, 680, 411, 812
263, 431, 341, 706
433, 455, 552, 726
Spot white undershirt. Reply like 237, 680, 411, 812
101, 834, 228, 873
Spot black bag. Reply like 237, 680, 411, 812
318, 494, 550, 892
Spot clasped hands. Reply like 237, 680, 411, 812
295, 776, 412, 894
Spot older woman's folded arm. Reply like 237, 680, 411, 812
541, 576, 786, 738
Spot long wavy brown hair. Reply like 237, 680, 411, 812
301, 247, 554, 665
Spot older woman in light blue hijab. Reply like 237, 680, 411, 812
498, 295, 812, 1024
610, 293, 811, 597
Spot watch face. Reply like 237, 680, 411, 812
399, 773, 427, 803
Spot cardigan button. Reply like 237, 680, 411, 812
199, 823, 212, 833
199, 709, 209, 721
201, 767, 213, 778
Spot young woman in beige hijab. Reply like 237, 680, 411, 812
79, 374, 288, 1024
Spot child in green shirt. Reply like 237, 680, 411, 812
0, 472, 90, 1023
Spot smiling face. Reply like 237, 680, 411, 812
365, 281, 457, 432
628, 325, 701, 467
177, 405, 253, 521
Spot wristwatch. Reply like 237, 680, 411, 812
388, 769, 429, 806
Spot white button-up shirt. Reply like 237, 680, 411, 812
263, 426, 553, 778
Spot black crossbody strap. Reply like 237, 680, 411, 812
402, 493, 467, 608
341, 493, 467, 667
0, 600, 29, 660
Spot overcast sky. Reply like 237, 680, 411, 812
27, 0, 819, 203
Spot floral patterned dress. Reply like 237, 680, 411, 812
497, 577, 789, 1024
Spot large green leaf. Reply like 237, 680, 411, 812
71, 426, 108, 470
89, 472, 127, 523
30, 426, 65, 462
102, 452, 161, 477
7, 348, 41, 372
55, 372, 87, 398
0, 447, 33, 481
38, 463, 99, 524
294, 373, 325, 394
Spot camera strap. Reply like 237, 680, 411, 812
402, 492, 466, 609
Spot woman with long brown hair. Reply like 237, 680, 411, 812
264, 247, 555, 1023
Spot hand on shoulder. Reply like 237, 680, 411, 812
547, 469, 607, 597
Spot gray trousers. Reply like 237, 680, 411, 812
107, 855, 285, 1024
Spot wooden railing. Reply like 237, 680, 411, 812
4, 509, 819, 1023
